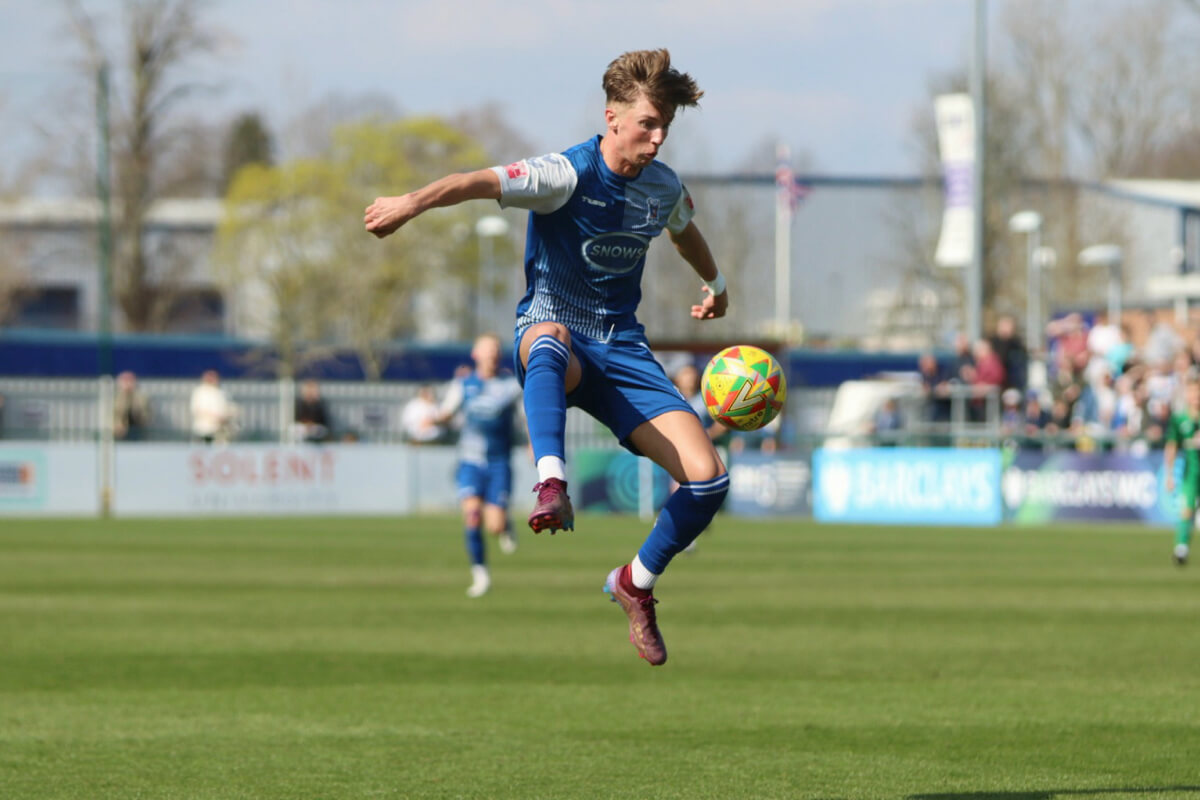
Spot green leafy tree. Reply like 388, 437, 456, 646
221, 112, 274, 193
215, 117, 495, 378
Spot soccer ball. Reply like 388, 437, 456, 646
701, 345, 787, 431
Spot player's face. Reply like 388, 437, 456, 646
607, 93, 670, 171
472, 337, 501, 377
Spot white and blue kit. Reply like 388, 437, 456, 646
441, 371, 523, 507
493, 135, 701, 448
493, 135, 729, 578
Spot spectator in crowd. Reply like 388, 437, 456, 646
1046, 312, 1089, 373
1105, 324, 1135, 377
999, 388, 1023, 436
401, 384, 445, 444
1044, 397, 1073, 438
870, 396, 904, 445
950, 332, 975, 384
991, 314, 1028, 391
1142, 309, 1183, 368
1112, 373, 1145, 451
294, 379, 332, 443
190, 369, 235, 444
113, 370, 151, 441
967, 338, 1005, 421
1168, 351, 1195, 411
1022, 392, 1051, 444
971, 338, 1006, 389
918, 352, 953, 423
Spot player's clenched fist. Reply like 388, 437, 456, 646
364, 195, 414, 238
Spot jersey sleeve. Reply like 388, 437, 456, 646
491, 153, 578, 215
665, 182, 696, 235
439, 380, 464, 417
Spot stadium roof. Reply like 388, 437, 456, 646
1094, 180, 1200, 211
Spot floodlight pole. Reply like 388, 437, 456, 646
967, 0, 987, 342
475, 215, 510, 340
774, 143, 792, 340
96, 62, 115, 519
1079, 244, 1123, 326
1008, 210, 1042, 352
96, 62, 114, 377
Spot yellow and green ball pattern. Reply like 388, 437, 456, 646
701, 345, 787, 432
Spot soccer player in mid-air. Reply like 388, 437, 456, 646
437, 333, 524, 597
365, 49, 729, 665
1164, 373, 1200, 566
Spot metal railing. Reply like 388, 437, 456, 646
0, 376, 1002, 451
0, 377, 627, 448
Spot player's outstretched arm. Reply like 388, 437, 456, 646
668, 221, 728, 320
365, 169, 502, 239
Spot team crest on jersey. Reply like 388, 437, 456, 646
645, 197, 660, 225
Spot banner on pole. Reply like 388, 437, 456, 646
934, 93, 975, 269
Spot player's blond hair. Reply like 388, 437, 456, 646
602, 49, 703, 123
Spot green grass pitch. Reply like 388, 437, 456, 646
1, 514, 1198, 800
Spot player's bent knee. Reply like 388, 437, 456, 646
465, 508, 482, 527
526, 321, 571, 346
681, 452, 726, 484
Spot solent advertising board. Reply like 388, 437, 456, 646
813, 447, 1002, 526
112, 444, 539, 516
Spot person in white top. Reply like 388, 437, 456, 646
400, 384, 446, 444
190, 369, 234, 444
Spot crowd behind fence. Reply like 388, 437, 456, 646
6, 305, 1193, 453
0, 375, 1003, 451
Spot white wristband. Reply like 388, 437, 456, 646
703, 270, 726, 296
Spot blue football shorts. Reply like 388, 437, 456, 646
514, 327, 698, 454
456, 459, 512, 507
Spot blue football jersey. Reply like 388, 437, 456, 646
442, 372, 523, 465
492, 136, 695, 341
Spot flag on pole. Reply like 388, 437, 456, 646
934, 93, 975, 268
775, 157, 811, 212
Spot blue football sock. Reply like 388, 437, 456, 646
523, 335, 570, 462
465, 525, 485, 567
637, 473, 730, 574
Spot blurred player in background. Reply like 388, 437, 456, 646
1163, 374, 1200, 566
437, 333, 523, 597
366, 49, 729, 665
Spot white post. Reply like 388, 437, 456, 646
97, 374, 115, 517
1079, 245, 1123, 327
476, 215, 510, 339
774, 143, 792, 338
1108, 264, 1122, 326
279, 376, 295, 444
638, 457, 654, 521
967, 0, 988, 342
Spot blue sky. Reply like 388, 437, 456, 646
4, 0, 987, 181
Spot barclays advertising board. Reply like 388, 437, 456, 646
1002, 450, 1173, 525
813, 448, 1002, 526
